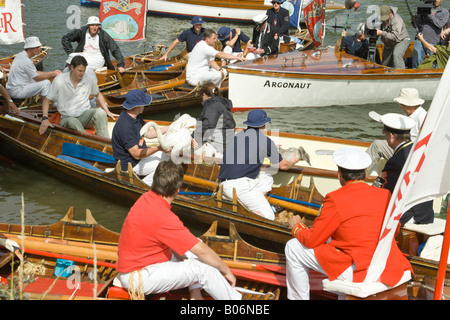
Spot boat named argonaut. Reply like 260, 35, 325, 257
263, 80, 312, 89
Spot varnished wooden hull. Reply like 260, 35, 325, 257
228, 47, 443, 109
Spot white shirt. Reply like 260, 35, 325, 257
186, 40, 218, 80
410, 106, 427, 141
6, 51, 38, 90
83, 31, 105, 69
47, 72, 99, 117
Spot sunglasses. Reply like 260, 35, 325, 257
272, 1, 282, 4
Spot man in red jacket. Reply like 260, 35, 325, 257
285, 147, 412, 299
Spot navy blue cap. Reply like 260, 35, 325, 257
191, 16, 204, 25
123, 89, 152, 110
243, 110, 271, 127
217, 27, 231, 41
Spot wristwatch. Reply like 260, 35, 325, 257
42, 116, 49, 121
8, 99, 13, 103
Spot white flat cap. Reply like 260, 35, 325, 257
393, 88, 424, 106
332, 147, 372, 170
253, 14, 268, 25
369, 111, 415, 133
66, 52, 84, 64
24, 36, 42, 49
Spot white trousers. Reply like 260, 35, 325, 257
187, 68, 227, 88
221, 172, 275, 220
116, 251, 242, 300
366, 139, 393, 174
133, 151, 170, 186
285, 238, 354, 300
8, 79, 51, 99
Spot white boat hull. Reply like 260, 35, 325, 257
80, 0, 343, 23
228, 72, 440, 109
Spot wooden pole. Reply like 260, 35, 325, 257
433, 204, 450, 300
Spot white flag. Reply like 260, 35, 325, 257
0, 0, 25, 45
365, 56, 450, 284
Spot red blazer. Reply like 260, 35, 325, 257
296, 181, 412, 284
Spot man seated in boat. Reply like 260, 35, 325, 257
6, 36, 61, 101
246, 14, 280, 60
111, 89, 170, 186
285, 147, 413, 300
0, 84, 19, 115
191, 81, 236, 159
416, 29, 450, 69
411, 0, 449, 68
217, 26, 252, 65
217, 110, 299, 220
336, 23, 381, 62
370, 111, 434, 226
38, 55, 118, 138
366, 88, 428, 174
186, 29, 246, 87
159, 16, 206, 61
115, 160, 242, 300
375, 5, 410, 69
62, 16, 125, 73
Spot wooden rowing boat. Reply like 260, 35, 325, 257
0, 46, 51, 77
227, 43, 443, 109
0, 112, 333, 248
80, 0, 345, 23
0, 208, 281, 300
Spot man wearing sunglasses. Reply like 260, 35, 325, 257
266, 0, 291, 43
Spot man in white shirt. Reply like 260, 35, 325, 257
38, 55, 118, 138
186, 29, 246, 87
62, 16, 125, 72
6, 36, 61, 99
366, 88, 427, 174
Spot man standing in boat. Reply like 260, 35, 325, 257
246, 14, 280, 60
62, 16, 125, 73
38, 55, 117, 138
285, 147, 413, 300
186, 29, 246, 87
218, 109, 299, 220
6, 36, 61, 101
370, 111, 434, 226
159, 16, 206, 61
116, 160, 242, 300
376, 5, 410, 69
266, 0, 290, 43
412, 0, 448, 68
111, 89, 170, 186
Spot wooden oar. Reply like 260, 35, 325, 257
182, 175, 320, 216
61, 142, 115, 163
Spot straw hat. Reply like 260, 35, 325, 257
332, 147, 372, 170
393, 88, 424, 106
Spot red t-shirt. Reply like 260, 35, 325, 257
116, 190, 200, 273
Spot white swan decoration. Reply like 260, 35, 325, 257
140, 114, 197, 156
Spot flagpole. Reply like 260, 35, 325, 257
433, 203, 450, 300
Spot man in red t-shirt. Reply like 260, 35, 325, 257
116, 160, 241, 300
285, 147, 412, 299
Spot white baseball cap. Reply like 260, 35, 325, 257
24, 36, 42, 49
369, 111, 415, 133
87, 16, 101, 25
332, 147, 372, 170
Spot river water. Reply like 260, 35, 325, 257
0, 0, 444, 232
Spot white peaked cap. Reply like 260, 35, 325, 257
332, 147, 372, 170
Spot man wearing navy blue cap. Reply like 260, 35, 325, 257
218, 109, 299, 220
217, 26, 251, 64
159, 16, 206, 61
111, 89, 170, 186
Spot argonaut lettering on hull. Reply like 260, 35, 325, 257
263, 80, 312, 89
